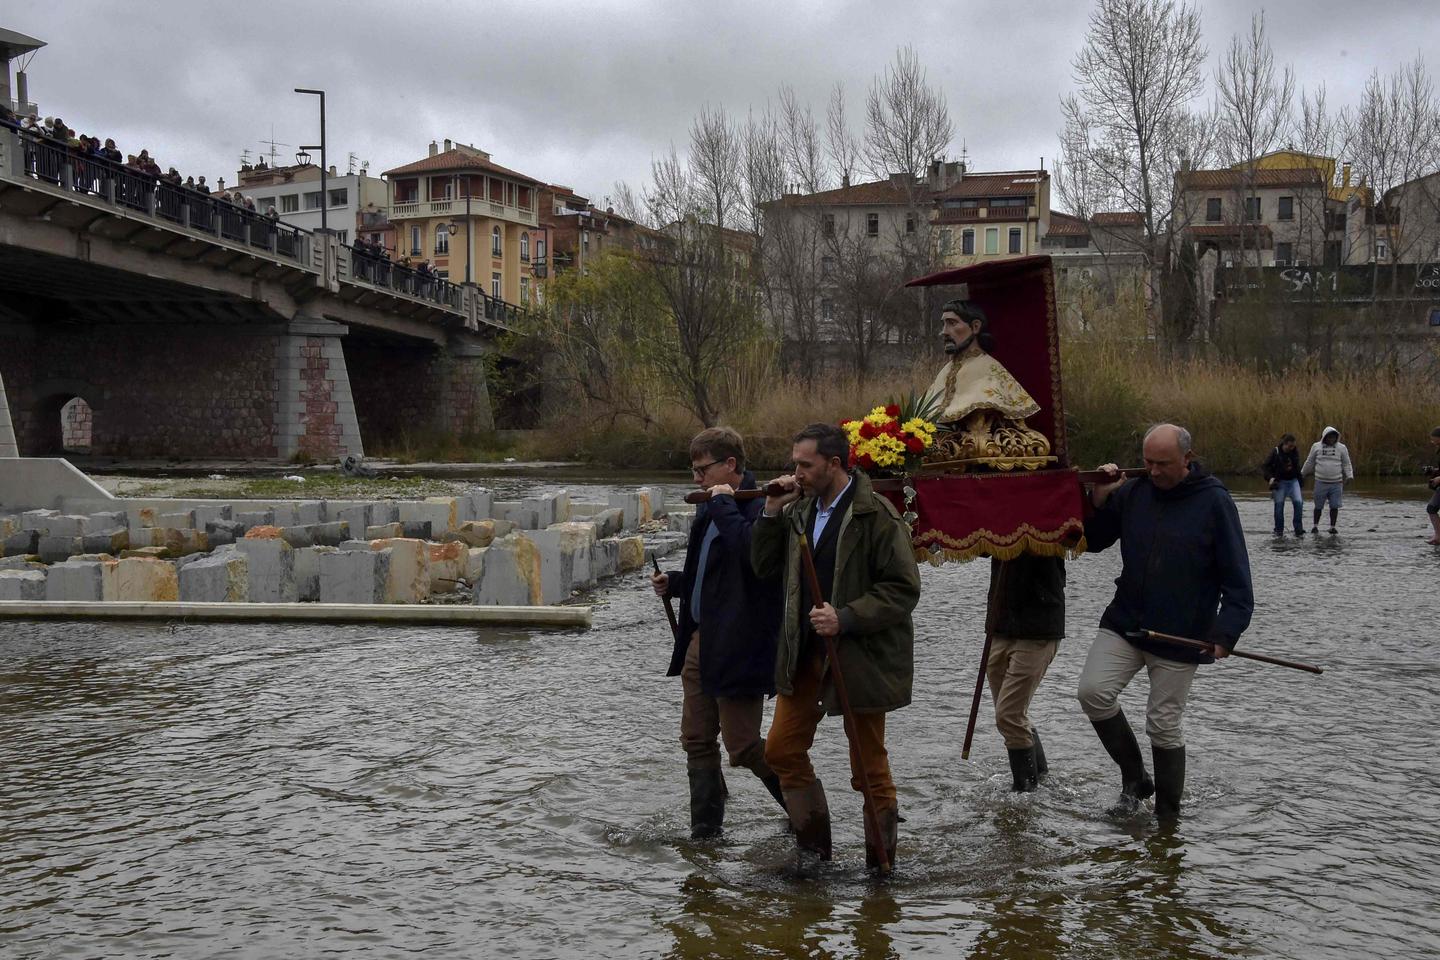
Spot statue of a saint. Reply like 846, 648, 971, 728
923, 292, 1053, 469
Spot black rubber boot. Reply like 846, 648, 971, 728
759, 772, 788, 814
1007, 747, 1038, 792
1152, 745, 1186, 825
782, 780, 832, 870
1032, 729, 1049, 780
687, 767, 726, 839
863, 804, 901, 876
1090, 711, 1154, 811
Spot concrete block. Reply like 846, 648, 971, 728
607, 491, 653, 529
528, 522, 597, 602
159, 510, 197, 529
270, 503, 301, 527
179, 553, 249, 602
366, 522, 403, 539
234, 510, 275, 532
591, 539, 620, 580
617, 535, 645, 573
20, 509, 60, 532
523, 493, 566, 528
567, 501, 607, 519
293, 545, 337, 602
399, 520, 433, 541
45, 560, 105, 601
465, 487, 494, 521
668, 512, 696, 535
294, 501, 324, 524
109, 557, 179, 601
446, 520, 497, 548
0, 556, 44, 571
82, 512, 127, 534
338, 539, 372, 552
643, 486, 666, 519
193, 504, 233, 527
367, 538, 430, 603
4, 530, 41, 557
205, 519, 243, 546
82, 528, 130, 555
371, 501, 399, 525
334, 503, 372, 534
472, 533, 543, 606
495, 501, 538, 530
593, 508, 625, 539
428, 540, 470, 592
310, 521, 349, 547
37, 535, 81, 563
320, 548, 390, 604
235, 537, 297, 602
46, 516, 87, 538
278, 525, 315, 549
0, 569, 47, 599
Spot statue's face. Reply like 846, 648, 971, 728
940, 311, 977, 355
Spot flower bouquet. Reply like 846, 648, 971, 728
840, 390, 941, 476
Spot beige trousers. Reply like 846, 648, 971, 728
985, 636, 1059, 749
1076, 627, 1198, 749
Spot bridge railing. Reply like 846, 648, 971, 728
3, 129, 309, 265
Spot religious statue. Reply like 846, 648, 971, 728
923, 290, 1054, 470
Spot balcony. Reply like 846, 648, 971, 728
387, 197, 537, 227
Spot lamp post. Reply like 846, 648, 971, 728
445, 179, 475, 284
294, 87, 327, 233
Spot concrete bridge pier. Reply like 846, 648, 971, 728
0, 369, 16, 457
277, 317, 363, 461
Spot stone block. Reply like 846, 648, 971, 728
446, 520, 497, 548
668, 511, 696, 535
371, 501, 399, 525
20, 509, 60, 532
310, 522, 350, 547
495, 501, 538, 530
126, 506, 158, 530
399, 520, 433, 541
294, 501, 324, 524
0, 556, 44, 571
428, 540, 470, 592
642, 486, 666, 519
0, 569, 47, 599
465, 487, 494, 521
617, 535, 645, 573
205, 520, 243, 547
523, 493, 566, 528
82, 512, 127, 534
567, 501, 607, 519
120, 546, 170, 560
293, 546, 337, 602
235, 537, 297, 602
528, 522, 597, 602
158, 510, 197, 529
45, 560, 105, 601
82, 528, 130, 555
278, 525, 315, 549
366, 522, 404, 540
591, 539, 620, 580
472, 533, 543, 606
320, 548, 390, 604
367, 537, 431, 603
179, 553, 249, 602
37, 536, 82, 564
234, 510, 275, 532
593, 508, 625, 539
4, 530, 41, 557
0, 517, 16, 540
334, 503, 372, 535
109, 557, 179, 602
270, 502, 301, 527
338, 539, 373, 552
193, 504, 233, 527
646, 532, 689, 562
491, 518, 516, 537
136, 527, 208, 557
465, 547, 485, 585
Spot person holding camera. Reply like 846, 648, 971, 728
1263, 433, 1304, 537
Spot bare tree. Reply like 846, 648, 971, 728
827, 83, 861, 190
778, 84, 828, 195
689, 105, 744, 231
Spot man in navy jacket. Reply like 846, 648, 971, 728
1077, 423, 1254, 823
652, 427, 783, 838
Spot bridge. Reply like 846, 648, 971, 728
0, 127, 524, 460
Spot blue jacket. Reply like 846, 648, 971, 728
1084, 464, 1254, 664
663, 470, 781, 697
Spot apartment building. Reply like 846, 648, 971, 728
231, 161, 388, 247
932, 170, 1050, 267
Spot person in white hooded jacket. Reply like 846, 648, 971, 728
1301, 426, 1354, 533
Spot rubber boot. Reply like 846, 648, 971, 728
759, 772, 789, 814
1090, 711, 1154, 811
1032, 729, 1049, 780
782, 780, 832, 869
1007, 747, 1038, 792
1152, 745, 1186, 825
687, 767, 726, 839
863, 804, 901, 876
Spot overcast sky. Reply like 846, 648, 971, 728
7, 0, 1434, 207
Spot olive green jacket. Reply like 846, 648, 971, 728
751, 470, 921, 715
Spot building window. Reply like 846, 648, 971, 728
1244, 196, 1261, 221
328, 188, 348, 207
821, 213, 835, 237
337, 230, 348, 244
905, 213, 916, 234
820, 298, 834, 321
984, 227, 998, 255
1275, 242, 1292, 264
520, 276, 530, 304
435, 224, 449, 255
518, 186, 532, 210
866, 212, 879, 237
304, 191, 323, 210
1008, 227, 1022, 254
280, 194, 299, 213
1206, 198, 1222, 222
1376, 239, 1389, 261
962, 229, 975, 255
492, 226, 502, 257
520, 232, 530, 261
1278, 196, 1294, 220
536, 238, 546, 260
821, 255, 835, 278
582, 230, 590, 253
410, 226, 421, 255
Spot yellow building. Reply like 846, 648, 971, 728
1249, 150, 1368, 205
383, 140, 543, 306
931, 170, 1051, 268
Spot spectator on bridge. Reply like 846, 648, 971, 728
0, 104, 18, 130
102, 139, 121, 163
196, 176, 210, 195
265, 204, 279, 222
184, 175, 196, 191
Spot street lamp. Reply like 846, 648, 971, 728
445, 183, 475, 284
294, 87, 327, 233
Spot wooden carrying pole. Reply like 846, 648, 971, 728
1139, 629, 1324, 674
651, 556, 680, 642
962, 559, 1008, 761
797, 530, 891, 875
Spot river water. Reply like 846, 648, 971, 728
2, 483, 1438, 959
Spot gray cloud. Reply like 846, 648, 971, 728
8, 0, 1435, 203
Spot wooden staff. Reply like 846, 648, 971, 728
651, 555, 680, 643
797, 529, 890, 875
684, 482, 789, 505
1077, 467, 1146, 484
961, 558, 1007, 761
1136, 629, 1324, 675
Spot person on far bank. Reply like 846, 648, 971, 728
1424, 426, 1440, 546
1302, 426, 1354, 534
753, 423, 921, 873
651, 427, 785, 839
1077, 424, 1254, 825
985, 554, 1065, 792
1263, 433, 1305, 536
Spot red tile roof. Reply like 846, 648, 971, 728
769, 179, 913, 207
933, 171, 1046, 200
1177, 168, 1324, 190
1092, 211, 1144, 227
1046, 211, 1090, 236
383, 148, 542, 184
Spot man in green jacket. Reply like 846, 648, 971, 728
753, 422, 922, 873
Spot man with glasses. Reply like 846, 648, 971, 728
651, 427, 785, 838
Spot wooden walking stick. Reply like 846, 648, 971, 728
797, 529, 891, 875
1135, 629, 1324, 675
961, 558, 1008, 760
651, 555, 680, 642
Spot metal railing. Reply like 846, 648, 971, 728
346, 246, 464, 311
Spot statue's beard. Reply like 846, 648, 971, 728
942, 332, 975, 356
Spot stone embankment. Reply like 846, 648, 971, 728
0, 487, 694, 610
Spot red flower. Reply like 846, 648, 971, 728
848, 449, 859, 467
858, 453, 876, 470
859, 421, 878, 439
839, 419, 853, 428
885, 403, 901, 417
906, 437, 924, 453
883, 421, 901, 437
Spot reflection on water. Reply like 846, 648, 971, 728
2, 493, 1439, 958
